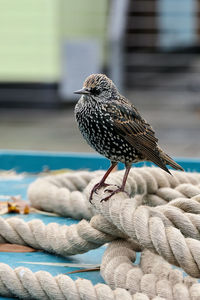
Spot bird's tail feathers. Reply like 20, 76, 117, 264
140, 146, 172, 174
159, 150, 184, 172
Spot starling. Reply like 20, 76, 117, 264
74, 74, 184, 202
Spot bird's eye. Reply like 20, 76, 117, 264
90, 87, 100, 96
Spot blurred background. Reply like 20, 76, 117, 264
0, 0, 199, 157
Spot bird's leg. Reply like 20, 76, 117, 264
89, 162, 118, 203
101, 165, 131, 202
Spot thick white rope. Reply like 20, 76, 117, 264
0, 261, 168, 300
28, 167, 200, 219
91, 188, 200, 277
0, 215, 123, 256
28, 170, 104, 219
0, 240, 199, 299
101, 239, 200, 299
1, 167, 200, 299
2, 193, 200, 267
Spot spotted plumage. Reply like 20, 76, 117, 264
74, 74, 184, 202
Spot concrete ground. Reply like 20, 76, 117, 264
0, 88, 199, 159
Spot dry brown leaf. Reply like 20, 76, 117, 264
0, 243, 38, 252
19, 262, 100, 268
1, 194, 60, 216
7, 202, 30, 214
66, 267, 100, 274
23, 205, 30, 214
9, 195, 30, 214
31, 208, 60, 217
7, 202, 20, 213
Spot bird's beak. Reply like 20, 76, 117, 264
74, 88, 90, 95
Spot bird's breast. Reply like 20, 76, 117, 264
76, 103, 112, 145
75, 100, 140, 163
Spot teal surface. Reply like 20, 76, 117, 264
0, 151, 199, 299
0, 150, 200, 173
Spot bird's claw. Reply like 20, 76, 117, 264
89, 182, 111, 203
100, 187, 129, 202
104, 184, 120, 193
104, 184, 119, 193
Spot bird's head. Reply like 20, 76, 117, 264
74, 74, 119, 101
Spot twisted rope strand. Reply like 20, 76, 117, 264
28, 167, 200, 220
90, 183, 200, 277
0, 216, 120, 256
0, 263, 168, 300
101, 240, 200, 300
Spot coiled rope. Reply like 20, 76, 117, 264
0, 167, 200, 299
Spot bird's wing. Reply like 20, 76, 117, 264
105, 100, 170, 172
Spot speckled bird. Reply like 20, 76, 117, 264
74, 74, 184, 202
